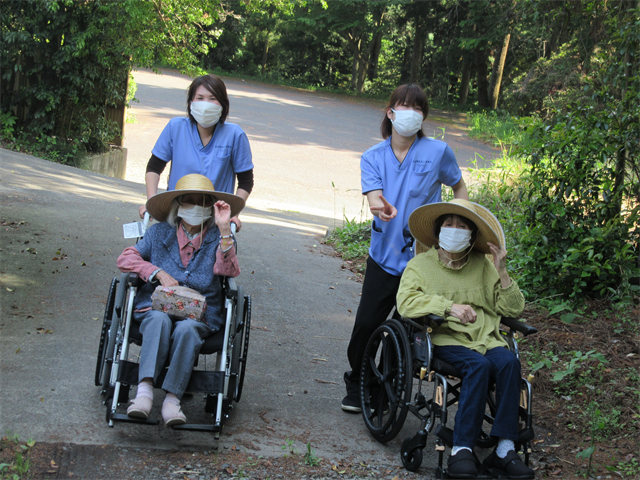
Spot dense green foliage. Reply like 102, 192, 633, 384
1, 0, 221, 162
513, 1, 639, 304
2, 0, 638, 305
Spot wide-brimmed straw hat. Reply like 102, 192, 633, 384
408, 199, 505, 255
146, 174, 245, 222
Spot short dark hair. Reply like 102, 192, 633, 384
187, 74, 230, 125
434, 214, 478, 244
380, 84, 429, 139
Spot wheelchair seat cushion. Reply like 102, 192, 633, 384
129, 317, 225, 355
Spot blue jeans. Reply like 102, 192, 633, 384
135, 310, 214, 398
433, 345, 521, 449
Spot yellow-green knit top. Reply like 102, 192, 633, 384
397, 248, 525, 355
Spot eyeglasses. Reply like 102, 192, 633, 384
178, 194, 215, 207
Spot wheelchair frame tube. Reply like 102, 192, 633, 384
109, 285, 136, 427
214, 295, 235, 428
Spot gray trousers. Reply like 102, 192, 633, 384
134, 310, 214, 398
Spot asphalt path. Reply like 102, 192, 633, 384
124, 69, 499, 221
0, 71, 501, 474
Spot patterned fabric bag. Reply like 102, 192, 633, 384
151, 285, 207, 322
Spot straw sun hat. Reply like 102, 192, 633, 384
408, 199, 505, 255
146, 174, 245, 222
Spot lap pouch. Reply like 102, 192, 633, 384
151, 285, 207, 322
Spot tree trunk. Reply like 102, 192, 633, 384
612, 1, 636, 215
261, 31, 270, 75
356, 49, 368, 93
350, 39, 359, 91
475, 46, 490, 108
367, 30, 383, 81
489, 33, 510, 109
458, 55, 472, 106
410, 19, 424, 83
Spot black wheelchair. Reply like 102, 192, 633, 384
94, 257, 250, 438
359, 313, 537, 478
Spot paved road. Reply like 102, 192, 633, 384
0, 73, 500, 474
124, 69, 500, 221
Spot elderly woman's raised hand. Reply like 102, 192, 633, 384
214, 200, 232, 234
488, 242, 507, 272
488, 242, 513, 288
449, 304, 477, 324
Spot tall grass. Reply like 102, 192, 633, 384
467, 111, 526, 148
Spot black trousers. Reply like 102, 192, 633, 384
344, 256, 402, 396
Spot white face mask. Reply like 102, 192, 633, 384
439, 227, 472, 253
178, 204, 212, 226
190, 101, 222, 128
390, 109, 423, 137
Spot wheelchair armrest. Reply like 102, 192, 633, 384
114, 272, 130, 317
500, 317, 537, 336
225, 276, 238, 296
114, 273, 141, 317
403, 314, 445, 328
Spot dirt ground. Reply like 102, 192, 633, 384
2, 240, 638, 479
4, 304, 637, 480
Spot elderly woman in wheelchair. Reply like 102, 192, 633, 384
395, 199, 535, 479
116, 174, 244, 427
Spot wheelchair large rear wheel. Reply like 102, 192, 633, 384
228, 287, 244, 403
235, 295, 251, 402
95, 277, 118, 387
360, 319, 413, 443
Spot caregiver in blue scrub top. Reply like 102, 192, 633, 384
341, 83, 469, 413
139, 75, 254, 229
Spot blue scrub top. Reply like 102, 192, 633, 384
152, 117, 254, 194
361, 136, 462, 276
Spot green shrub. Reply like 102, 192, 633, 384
326, 217, 371, 261
0, 111, 17, 140
513, 108, 639, 304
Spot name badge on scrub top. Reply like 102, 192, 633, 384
412, 158, 434, 173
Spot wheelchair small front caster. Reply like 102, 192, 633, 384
401, 431, 427, 472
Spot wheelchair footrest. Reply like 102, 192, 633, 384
110, 413, 159, 425
518, 426, 535, 445
435, 424, 454, 448
172, 423, 221, 433
437, 467, 492, 479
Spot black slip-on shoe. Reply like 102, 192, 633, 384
483, 450, 534, 479
447, 449, 479, 479
341, 394, 362, 413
